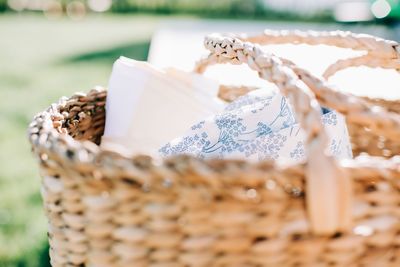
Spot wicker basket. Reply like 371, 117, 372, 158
28, 30, 400, 267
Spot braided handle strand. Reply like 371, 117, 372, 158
196, 52, 400, 142
323, 55, 400, 79
244, 29, 399, 57
200, 35, 352, 235
284, 61, 400, 141
242, 29, 400, 78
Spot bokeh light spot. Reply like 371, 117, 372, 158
371, 0, 391, 19
88, 0, 112, 12
66, 1, 86, 20
7, 0, 28, 11
43, 0, 63, 19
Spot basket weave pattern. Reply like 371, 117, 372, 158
28, 30, 400, 267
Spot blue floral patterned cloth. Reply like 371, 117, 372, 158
159, 88, 353, 163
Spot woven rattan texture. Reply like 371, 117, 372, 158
29, 88, 400, 267
28, 30, 400, 267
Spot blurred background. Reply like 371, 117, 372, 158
1, 0, 400, 266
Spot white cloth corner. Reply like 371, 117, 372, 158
101, 56, 225, 155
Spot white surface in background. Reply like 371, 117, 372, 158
148, 21, 400, 100
334, 2, 373, 22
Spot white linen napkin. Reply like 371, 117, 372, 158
101, 57, 225, 155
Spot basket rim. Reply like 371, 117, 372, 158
28, 87, 400, 185
27, 88, 296, 187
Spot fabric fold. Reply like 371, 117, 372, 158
101, 57, 225, 155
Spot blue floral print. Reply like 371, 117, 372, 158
290, 141, 305, 160
159, 89, 352, 162
322, 112, 338, 126
191, 120, 205, 130
224, 92, 274, 112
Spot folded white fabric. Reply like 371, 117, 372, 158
101, 57, 225, 154
102, 57, 352, 163
159, 88, 353, 162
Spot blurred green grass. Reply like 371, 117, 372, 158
0, 13, 160, 266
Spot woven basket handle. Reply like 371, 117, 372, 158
195, 36, 400, 142
196, 35, 352, 235
323, 55, 400, 79
242, 29, 400, 79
